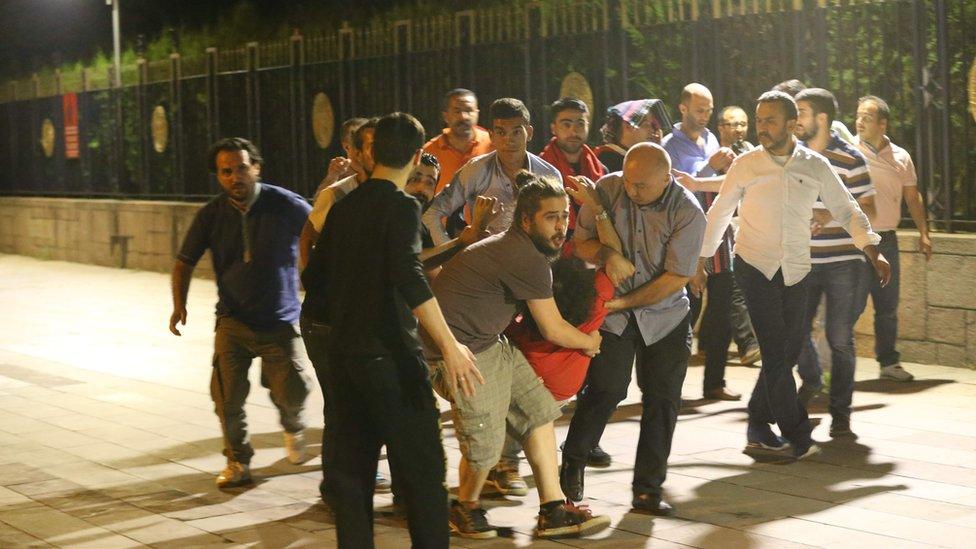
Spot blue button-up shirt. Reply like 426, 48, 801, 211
661, 122, 720, 177
575, 174, 706, 346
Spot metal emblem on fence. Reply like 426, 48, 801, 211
40, 119, 55, 158
559, 72, 594, 120
151, 105, 169, 153
969, 56, 976, 123
312, 92, 335, 149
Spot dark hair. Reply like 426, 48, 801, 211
489, 97, 531, 125
340, 117, 368, 146
601, 112, 624, 144
351, 117, 379, 152
372, 112, 426, 169
858, 95, 890, 123
718, 105, 746, 120
209, 137, 263, 172
442, 88, 476, 112
795, 87, 838, 124
772, 79, 807, 97
512, 171, 567, 227
549, 97, 589, 123
420, 152, 440, 170
757, 90, 798, 121
520, 256, 597, 330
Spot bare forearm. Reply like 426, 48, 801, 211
299, 221, 318, 272
574, 238, 615, 266
171, 260, 194, 310
595, 217, 623, 254
905, 190, 929, 236
615, 272, 689, 310
414, 298, 457, 353
420, 239, 464, 270
538, 319, 592, 350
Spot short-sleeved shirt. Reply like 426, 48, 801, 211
661, 123, 720, 177
425, 228, 553, 359
855, 136, 917, 231
422, 126, 494, 194
808, 132, 876, 263
576, 175, 706, 346
177, 183, 311, 330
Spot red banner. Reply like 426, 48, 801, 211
63, 93, 79, 159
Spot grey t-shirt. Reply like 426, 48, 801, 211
425, 228, 553, 359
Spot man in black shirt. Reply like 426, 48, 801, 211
302, 112, 482, 548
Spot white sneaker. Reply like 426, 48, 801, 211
284, 431, 308, 464
880, 363, 914, 382
216, 461, 251, 488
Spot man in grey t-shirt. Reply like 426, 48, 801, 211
425, 174, 608, 540
560, 143, 706, 516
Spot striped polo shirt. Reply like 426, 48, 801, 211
809, 131, 875, 263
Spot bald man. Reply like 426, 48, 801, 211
560, 143, 706, 515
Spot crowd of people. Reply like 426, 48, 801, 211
168, 79, 932, 548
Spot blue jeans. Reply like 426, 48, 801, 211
797, 260, 862, 419
734, 258, 812, 448
855, 230, 900, 367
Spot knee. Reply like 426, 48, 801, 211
455, 414, 505, 472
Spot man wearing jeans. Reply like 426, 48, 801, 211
169, 138, 313, 489
792, 88, 878, 438
560, 143, 706, 516
700, 91, 889, 460
854, 95, 932, 382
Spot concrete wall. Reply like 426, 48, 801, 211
1, 197, 974, 368
0, 197, 213, 279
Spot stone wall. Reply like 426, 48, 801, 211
0, 197, 213, 279
854, 231, 976, 369
1, 197, 974, 368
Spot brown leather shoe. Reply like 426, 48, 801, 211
705, 387, 741, 401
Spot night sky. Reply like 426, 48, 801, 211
0, 0, 427, 78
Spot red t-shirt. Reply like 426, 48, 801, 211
505, 269, 614, 401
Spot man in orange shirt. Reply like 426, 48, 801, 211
423, 88, 494, 194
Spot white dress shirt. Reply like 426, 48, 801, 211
700, 142, 880, 286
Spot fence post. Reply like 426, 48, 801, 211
454, 11, 475, 88
394, 20, 411, 112
911, 0, 935, 229
290, 32, 309, 195
934, 0, 952, 232
339, 23, 355, 124
205, 47, 219, 148
611, 0, 629, 100
137, 58, 150, 195
170, 52, 185, 197
246, 42, 260, 146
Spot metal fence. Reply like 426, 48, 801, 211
0, 0, 974, 230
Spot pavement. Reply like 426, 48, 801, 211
1, 253, 975, 548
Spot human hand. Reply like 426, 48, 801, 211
564, 175, 601, 210
471, 195, 501, 231
918, 234, 933, 260
169, 307, 187, 336
605, 253, 636, 287
708, 147, 735, 172
672, 169, 697, 191
443, 341, 484, 399
583, 330, 602, 357
324, 156, 354, 186
690, 268, 707, 298
873, 254, 892, 287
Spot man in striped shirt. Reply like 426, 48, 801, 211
793, 88, 877, 438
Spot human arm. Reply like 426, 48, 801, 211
700, 164, 745, 258
526, 298, 601, 356
318, 156, 355, 194
169, 260, 194, 336
419, 196, 499, 270
414, 298, 483, 398
605, 271, 691, 311
904, 186, 932, 260
672, 170, 724, 193
422, 171, 469, 246
299, 220, 318, 272
701, 147, 735, 176
564, 175, 624, 254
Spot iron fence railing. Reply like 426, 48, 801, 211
0, 0, 973, 230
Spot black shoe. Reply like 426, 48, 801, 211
797, 383, 820, 408
448, 500, 497, 539
535, 500, 611, 538
631, 494, 674, 516
829, 416, 856, 438
587, 445, 612, 468
559, 461, 585, 502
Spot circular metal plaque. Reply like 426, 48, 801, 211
559, 72, 595, 120
311, 92, 335, 149
40, 118, 55, 158
969, 56, 976, 123
151, 105, 169, 153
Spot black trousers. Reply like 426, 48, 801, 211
563, 314, 691, 497
299, 315, 331, 499
689, 271, 738, 392
322, 350, 448, 549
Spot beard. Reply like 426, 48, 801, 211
528, 228, 565, 258
557, 139, 583, 155
794, 122, 818, 142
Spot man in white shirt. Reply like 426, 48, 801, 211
853, 95, 932, 382
700, 91, 890, 460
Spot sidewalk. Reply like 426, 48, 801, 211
1, 253, 974, 548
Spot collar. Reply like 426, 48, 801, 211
435, 126, 485, 152
855, 135, 891, 155
672, 122, 712, 146
230, 182, 262, 213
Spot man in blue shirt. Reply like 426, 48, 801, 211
169, 138, 313, 489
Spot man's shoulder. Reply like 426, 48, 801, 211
825, 136, 868, 168
730, 146, 767, 167
528, 152, 562, 180
260, 183, 310, 207
422, 131, 448, 152
455, 151, 496, 177
669, 182, 706, 216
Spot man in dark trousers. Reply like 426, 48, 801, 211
302, 112, 482, 548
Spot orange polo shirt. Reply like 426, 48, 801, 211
422, 126, 493, 193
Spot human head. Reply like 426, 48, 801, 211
339, 117, 368, 157
489, 98, 534, 163
602, 99, 670, 148
350, 118, 378, 176
404, 152, 440, 206
209, 137, 262, 203
550, 256, 597, 327
371, 112, 426, 170
621, 142, 672, 206
856, 95, 890, 143
513, 171, 569, 256
442, 88, 479, 138
794, 87, 837, 142
755, 91, 798, 153
549, 97, 590, 156
717, 105, 749, 147
678, 83, 714, 134
772, 78, 807, 98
